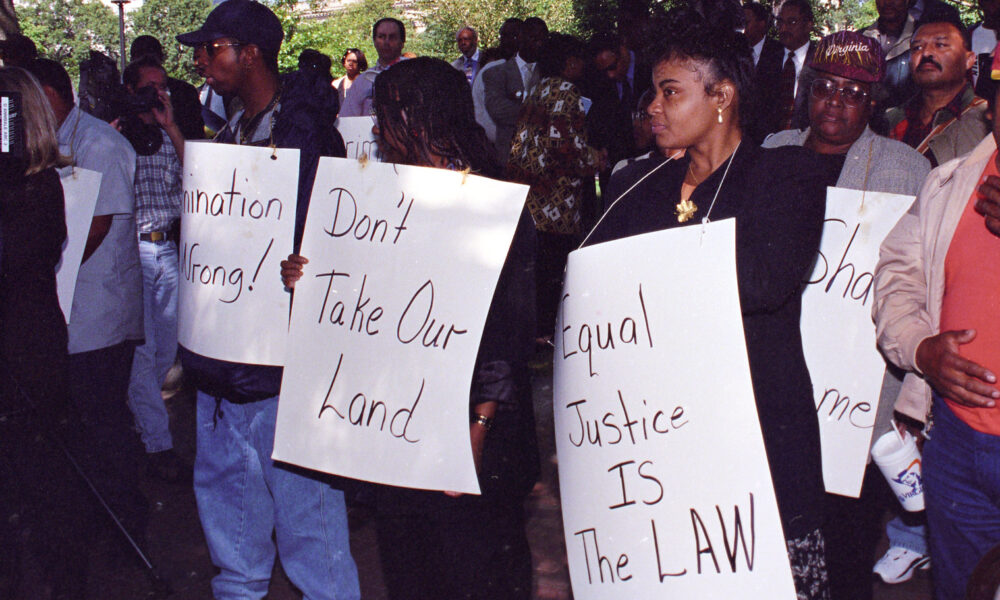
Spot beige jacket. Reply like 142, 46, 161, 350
873, 134, 996, 422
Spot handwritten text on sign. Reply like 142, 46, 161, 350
801, 187, 914, 497
177, 142, 298, 365
555, 220, 796, 600
335, 117, 383, 162
56, 167, 102, 322
273, 158, 528, 494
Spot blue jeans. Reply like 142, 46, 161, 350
194, 392, 360, 599
924, 395, 1000, 600
127, 240, 178, 453
885, 516, 927, 555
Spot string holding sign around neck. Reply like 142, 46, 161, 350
699, 140, 741, 245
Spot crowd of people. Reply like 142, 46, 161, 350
3, 0, 1000, 598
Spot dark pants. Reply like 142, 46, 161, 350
68, 341, 149, 539
822, 464, 888, 600
376, 494, 532, 600
0, 412, 91, 598
535, 231, 579, 338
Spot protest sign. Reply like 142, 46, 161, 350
272, 157, 528, 494
56, 167, 101, 321
802, 187, 914, 497
554, 220, 796, 600
177, 142, 298, 365
335, 117, 383, 162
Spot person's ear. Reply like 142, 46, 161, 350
240, 44, 260, 70
713, 80, 736, 114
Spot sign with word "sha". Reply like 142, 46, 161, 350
802, 186, 914, 497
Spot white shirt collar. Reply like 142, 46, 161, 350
752, 38, 766, 66
783, 42, 810, 75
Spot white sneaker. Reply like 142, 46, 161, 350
873, 547, 931, 584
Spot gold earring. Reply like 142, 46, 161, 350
717, 106, 723, 124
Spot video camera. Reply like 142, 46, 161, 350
77, 51, 163, 156
117, 85, 165, 157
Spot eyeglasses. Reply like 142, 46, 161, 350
810, 78, 870, 106
199, 41, 242, 59
775, 17, 803, 27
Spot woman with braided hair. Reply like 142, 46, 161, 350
282, 57, 539, 599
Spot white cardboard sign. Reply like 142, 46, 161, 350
802, 187, 914, 497
57, 167, 102, 321
335, 117, 383, 162
554, 220, 796, 600
272, 158, 528, 494
177, 142, 298, 365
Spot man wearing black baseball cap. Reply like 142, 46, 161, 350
176, 2, 358, 598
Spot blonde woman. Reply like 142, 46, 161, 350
0, 65, 86, 598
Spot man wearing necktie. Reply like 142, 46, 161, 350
586, 32, 652, 209
747, 0, 815, 140
452, 27, 480, 85
775, 0, 815, 131
483, 17, 549, 163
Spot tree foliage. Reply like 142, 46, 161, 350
16, 0, 118, 79
270, 0, 583, 78
414, 0, 578, 59
271, 0, 405, 75
9, 0, 983, 85
130, 0, 212, 83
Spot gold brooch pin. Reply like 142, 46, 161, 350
675, 198, 698, 223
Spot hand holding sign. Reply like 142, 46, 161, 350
273, 157, 528, 494
280, 253, 308, 289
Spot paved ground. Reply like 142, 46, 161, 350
24, 362, 933, 599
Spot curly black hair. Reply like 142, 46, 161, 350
373, 57, 500, 178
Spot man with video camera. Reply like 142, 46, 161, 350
118, 55, 189, 483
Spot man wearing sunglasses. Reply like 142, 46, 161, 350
764, 30, 931, 598
884, 16, 990, 168
177, 1, 358, 598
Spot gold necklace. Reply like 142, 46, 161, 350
675, 141, 741, 224
685, 165, 703, 186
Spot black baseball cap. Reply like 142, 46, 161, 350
177, 0, 283, 58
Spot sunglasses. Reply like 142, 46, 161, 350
198, 41, 243, 59
810, 78, 870, 107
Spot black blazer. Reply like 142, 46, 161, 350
747, 41, 814, 143
586, 143, 828, 540
756, 37, 784, 78
586, 57, 653, 168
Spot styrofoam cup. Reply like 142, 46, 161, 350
871, 429, 925, 511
